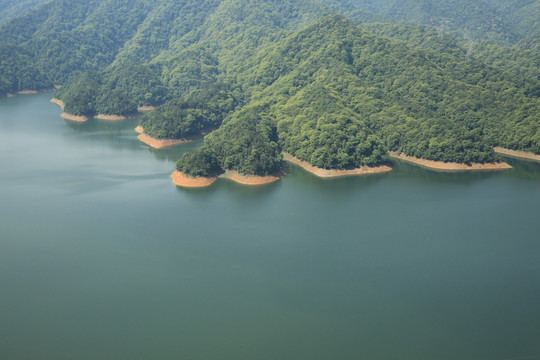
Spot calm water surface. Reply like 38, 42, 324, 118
1, 93, 540, 360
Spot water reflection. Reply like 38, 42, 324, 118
61, 115, 204, 165
502, 157, 540, 182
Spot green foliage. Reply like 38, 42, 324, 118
178, 105, 282, 176
54, 71, 101, 115
54, 61, 167, 115
176, 148, 222, 177
0, 43, 52, 95
277, 83, 389, 168
244, 16, 503, 164
95, 90, 136, 116
140, 82, 243, 139
101, 62, 168, 106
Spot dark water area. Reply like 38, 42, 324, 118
1, 93, 540, 360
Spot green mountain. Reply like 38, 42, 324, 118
176, 15, 539, 175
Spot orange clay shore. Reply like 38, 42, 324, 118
220, 170, 282, 185
51, 98, 89, 121
494, 147, 540, 163
95, 114, 127, 121
60, 113, 89, 122
52, 98, 148, 122
282, 152, 392, 177
3, 89, 54, 98
137, 125, 217, 149
51, 97, 65, 110
171, 170, 283, 188
171, 171, 217, 188
135, 126, 197, 149
389, 152, 511, 171
17, 90, 39, 95
138, 133, 192, 148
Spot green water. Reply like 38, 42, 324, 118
1, 93, 540, 360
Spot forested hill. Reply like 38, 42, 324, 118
176, 15, 539, 176
0, 0, 539, 175
1, 0, 538, 98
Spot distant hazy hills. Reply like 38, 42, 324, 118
0, 0, 50, 24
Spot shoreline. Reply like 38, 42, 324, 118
138, 133, 191, 148
282, 152, 392, 177
60, 112, 89, 122
171, 171, 217, 187
137, 105, 155, 112
51, 98, 89, 121
50, 97, 65, 110
17, 90, 39, 95
220, 170, 282, 185
53, 98, 143, 121
389, 152, 511, 171
136, 126, 202, 149
3, 89, 53, 99
95, 114, 127, 121
494, 147, 540, 163
171, 169, 283, 188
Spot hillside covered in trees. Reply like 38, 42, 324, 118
0, 0, 538, 176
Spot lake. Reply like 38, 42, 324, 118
1, 92, 540, 360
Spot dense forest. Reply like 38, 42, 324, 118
0, 43, 52, 95
53, 61, 168, 116
140, 81, 243, 139
0, 0, 538, 176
